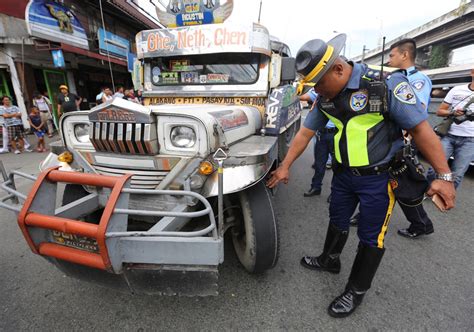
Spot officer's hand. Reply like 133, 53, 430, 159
266, 166, 289, 188
426, 179, 456, 210
454, 108, 464, 116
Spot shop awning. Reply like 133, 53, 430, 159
61, 43, 127, 67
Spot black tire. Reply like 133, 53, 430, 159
231, 181, 279, 274
278, 118, 301, 161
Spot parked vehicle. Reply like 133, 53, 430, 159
0, 21, 301, 295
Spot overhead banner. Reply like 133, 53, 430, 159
26, 0, 89, 50
155, 0, 234, 28
137, 23, 270, 58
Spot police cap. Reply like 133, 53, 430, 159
295, 34, 347, 94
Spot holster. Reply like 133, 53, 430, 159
332, 159, 344, 175
388, 146, 429, 206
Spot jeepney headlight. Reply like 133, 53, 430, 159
74, 124, 90, 143
170, 126, 196, 148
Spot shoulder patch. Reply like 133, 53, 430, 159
350, 90, 368, 112
393, 81, 417, 104
411, 79, 425, 90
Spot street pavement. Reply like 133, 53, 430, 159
0, 133, 473, 331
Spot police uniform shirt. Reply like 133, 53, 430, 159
307, 88, 336, 129
308, 88, 318, 102
304, 62, 428, 164
407, 66, 432, 109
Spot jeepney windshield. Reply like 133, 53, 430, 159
149, 53, 260, 86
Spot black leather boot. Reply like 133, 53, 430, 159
300, 223, 349, 274
328, 243, 385, 318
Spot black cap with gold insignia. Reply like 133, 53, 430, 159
295, 34, 347, 95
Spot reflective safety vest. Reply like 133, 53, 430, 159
317, 73, 401, 167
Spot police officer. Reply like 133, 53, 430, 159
388, 38, 435, 238
300, 88, 336, 197
267, 34, 456, 318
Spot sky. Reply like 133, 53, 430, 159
139, 0, 464, 58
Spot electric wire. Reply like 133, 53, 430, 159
99, 0, 116, 92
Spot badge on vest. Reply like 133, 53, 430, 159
411, 79, 425, 90
350, 91, 368, 112
393, 81, 416, 104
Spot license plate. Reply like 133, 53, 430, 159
52, 231, 99, 253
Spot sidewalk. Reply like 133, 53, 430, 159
0, 132, 61, 175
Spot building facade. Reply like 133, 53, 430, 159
0, 0, 160, 127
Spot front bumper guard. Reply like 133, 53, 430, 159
0, 165, 223, 274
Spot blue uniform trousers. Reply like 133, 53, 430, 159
398, 203, 433, 233
311, 131, 335, 191
329, 168, 396, 248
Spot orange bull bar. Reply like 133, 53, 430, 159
17, 167, 131, 271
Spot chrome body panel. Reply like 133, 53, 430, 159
201, 135, 278, 197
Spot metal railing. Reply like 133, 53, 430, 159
0, 165, 218, 240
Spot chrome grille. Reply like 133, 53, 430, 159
90, 122, 158, 155
92, 165, 168, 189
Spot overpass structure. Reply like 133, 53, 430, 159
352, 1, 474, 68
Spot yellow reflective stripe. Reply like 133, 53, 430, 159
377, 183, 395, 249
321, 110, 343, 163
296, 82, 315, 95
346, 113, 384, 166
303, 45, 334, 83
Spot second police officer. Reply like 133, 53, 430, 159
267, 34, 456, 318
351, 38, 435, 238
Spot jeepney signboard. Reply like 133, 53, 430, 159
136, 23, 270, 58
146, 96, 266, 114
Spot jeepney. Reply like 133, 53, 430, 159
0, 13, 301, 295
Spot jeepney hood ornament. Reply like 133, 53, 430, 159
88, 97, 153, 124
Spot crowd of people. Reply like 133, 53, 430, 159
95, 86, 144, 105
0, 84, 143, 154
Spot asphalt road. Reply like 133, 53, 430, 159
0, 134, 473, 331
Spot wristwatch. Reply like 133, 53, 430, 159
435, 172, 454, 182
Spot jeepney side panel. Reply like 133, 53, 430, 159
264, 85, 302, 135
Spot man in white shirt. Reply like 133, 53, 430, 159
427, 69, 474, 189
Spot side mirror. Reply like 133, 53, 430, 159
281, 57, 296, 82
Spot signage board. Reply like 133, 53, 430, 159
98, 28, 130, 60
51, 49, 65, 68
26, 0, 89, 50
136, 23, 271, 58
156, 0, 234, 28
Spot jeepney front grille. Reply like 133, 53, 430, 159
92, 165, 168, 189
89, 122, 158, 155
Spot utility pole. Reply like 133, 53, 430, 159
361, 45, 369, 62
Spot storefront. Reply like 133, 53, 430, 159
0, 0, 152, 127
0, 69, 13, 97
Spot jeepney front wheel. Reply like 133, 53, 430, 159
231, 181, 279, 274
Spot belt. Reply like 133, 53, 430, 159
343, 163, 391, 176
320, 127, 337, 134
